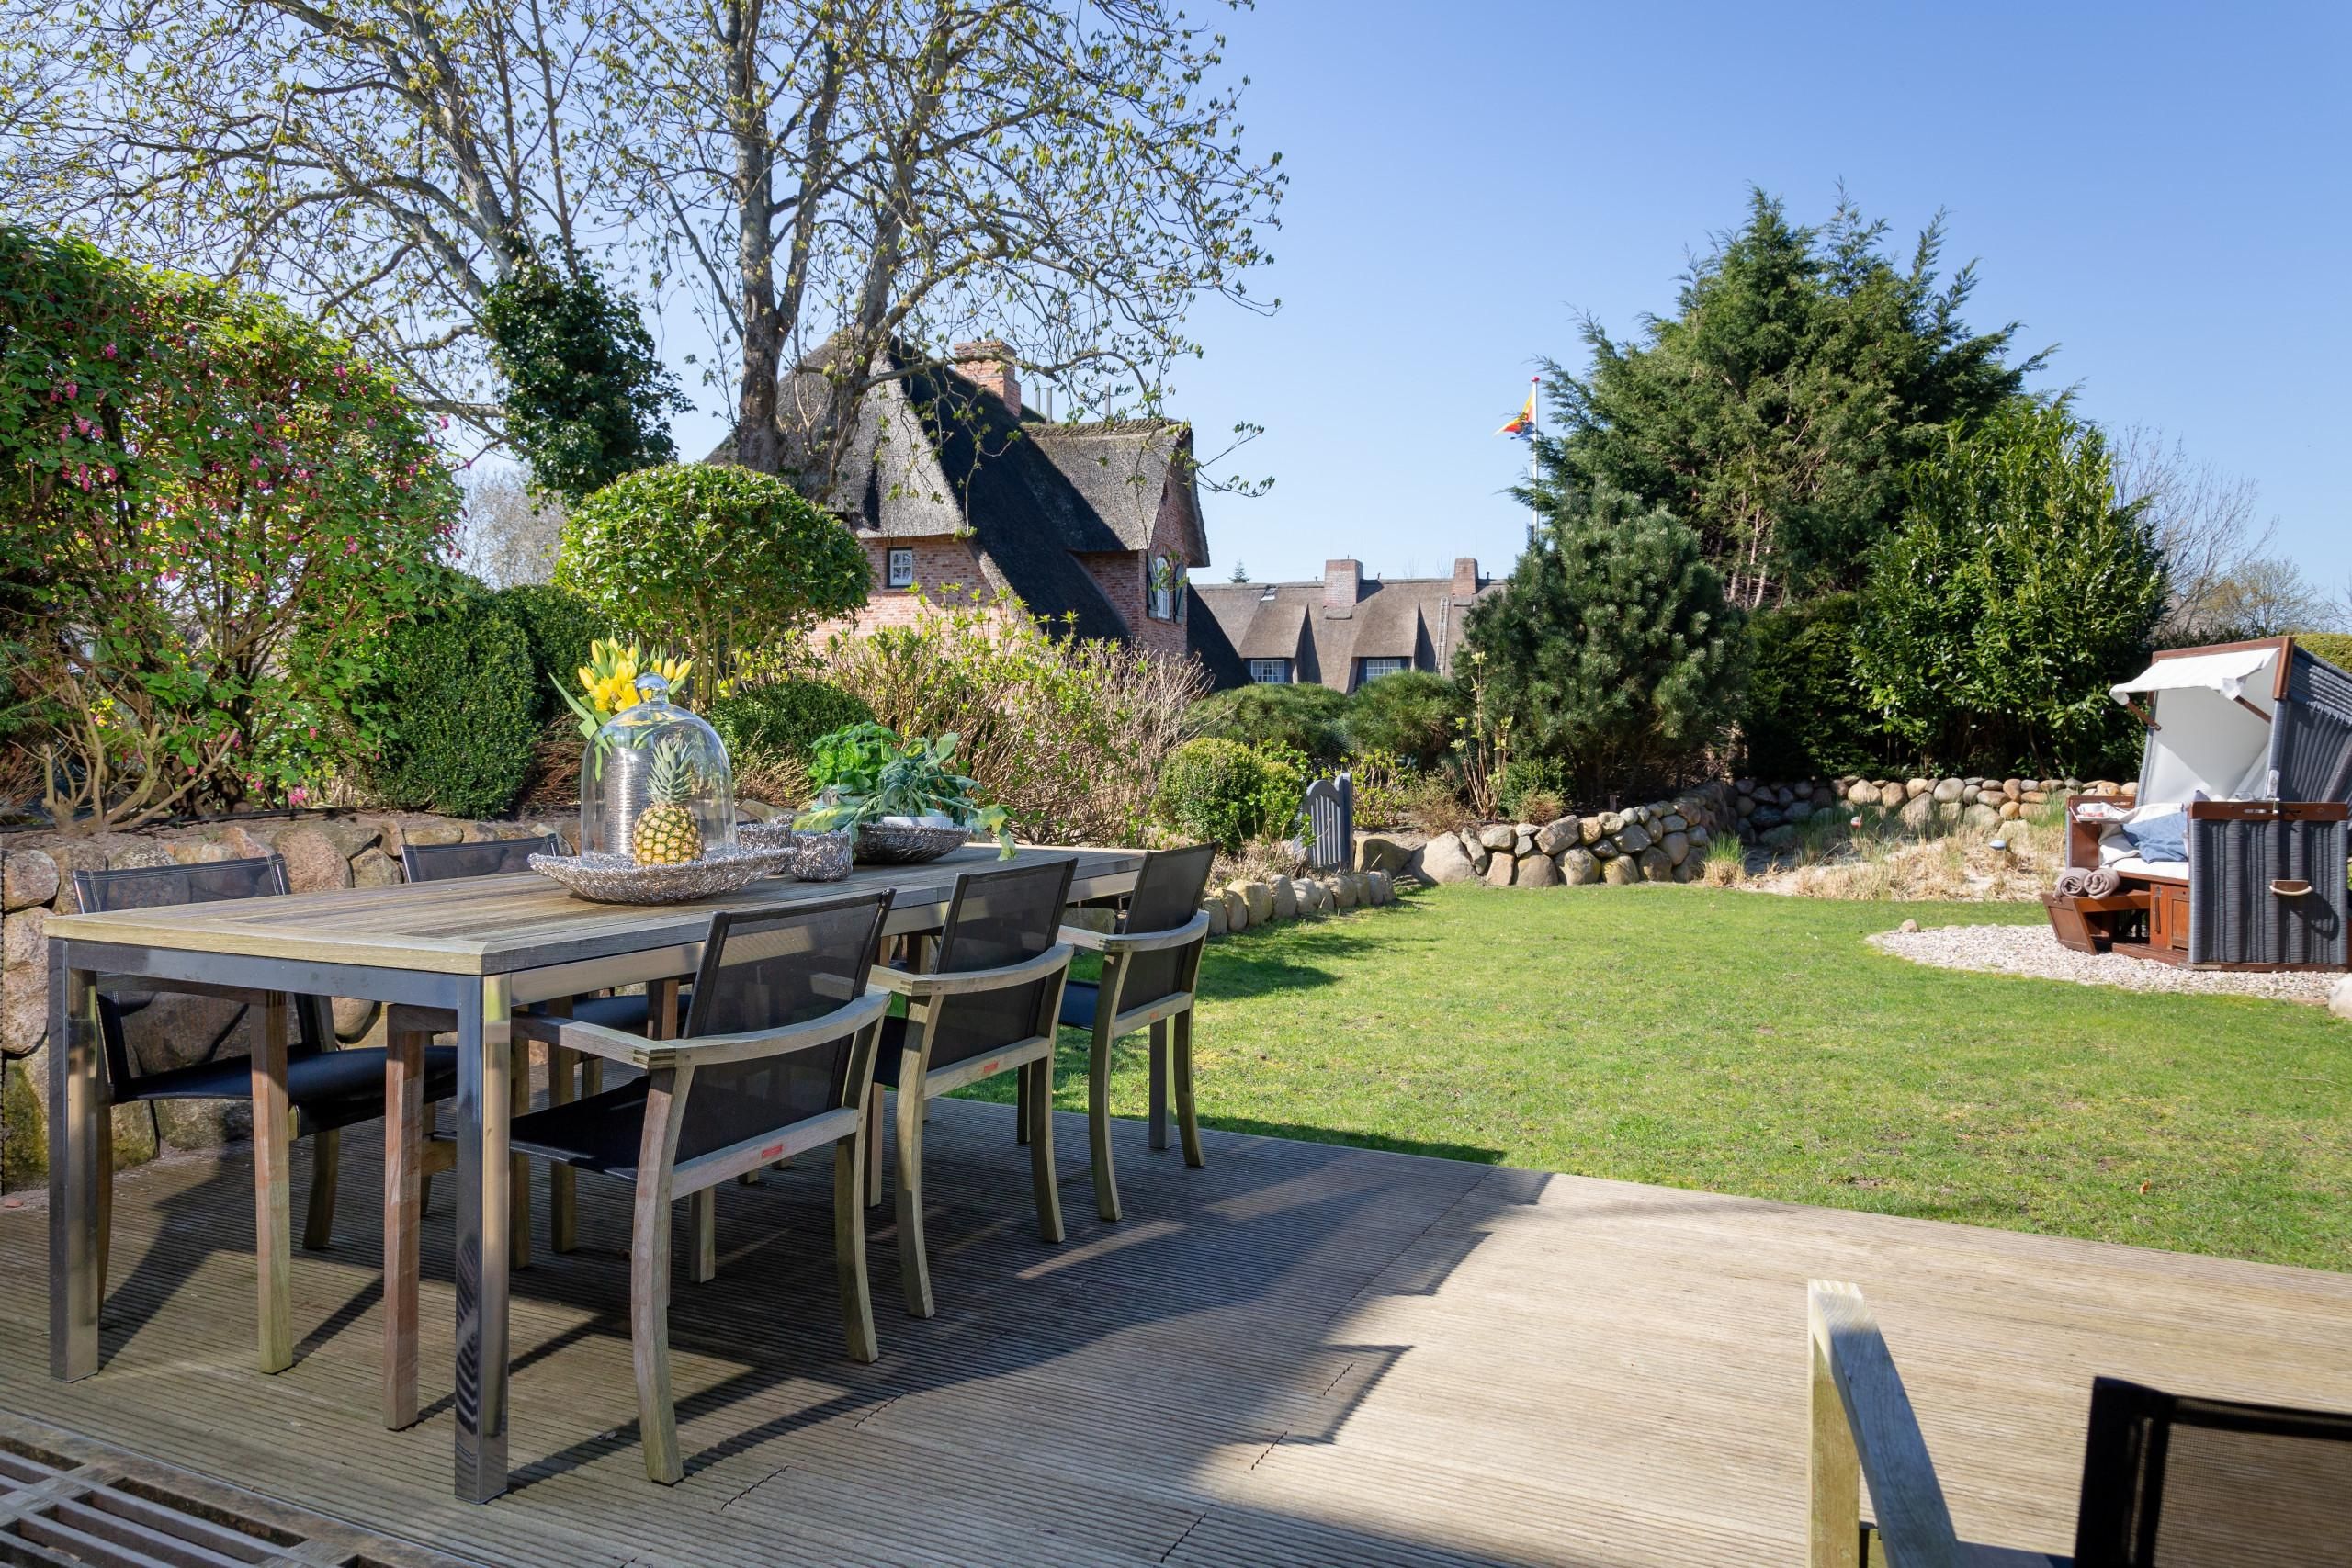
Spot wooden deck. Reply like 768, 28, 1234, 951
2, 1100, 2347, 1566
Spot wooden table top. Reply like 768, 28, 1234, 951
44, 844, 1143, 976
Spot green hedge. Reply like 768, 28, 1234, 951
1741, 592, 1898, 779
365, 580, 540, 817
2295, 632, 2352, 675
1155, 737, 1306, 852
1344, 671, 1462, 769
492, 584, 610, 723
708, 679, 876, 802
1187, 683, 1348, 766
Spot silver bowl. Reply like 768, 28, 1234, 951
527, 843, 791, 905
853, 821, 973, 864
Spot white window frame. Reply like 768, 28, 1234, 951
1248, 659, 1290, 684
886, 547, 915, 589
1360, 657, 1410, 682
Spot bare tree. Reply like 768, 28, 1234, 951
455, 468, 566, 587
596, 0, 1283, 485
5, 0, 628, 430
2109, 423, 2302, 643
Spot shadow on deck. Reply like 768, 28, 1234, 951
2, 1099, 2348, 1566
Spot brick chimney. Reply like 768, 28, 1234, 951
1323, 558, 1361, 611
951, 338, 1021, 417
1453, 557, 1480, 598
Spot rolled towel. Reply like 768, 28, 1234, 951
2055, 868, 2090, 898
2081, 866, 2121, 898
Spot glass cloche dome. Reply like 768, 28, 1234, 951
579, 672, 736, 863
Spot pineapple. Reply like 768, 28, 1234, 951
631, 740, 705, 864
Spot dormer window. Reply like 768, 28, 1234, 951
887, 547, 914, 589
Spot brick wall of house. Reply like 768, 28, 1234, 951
813, 534, 999, 639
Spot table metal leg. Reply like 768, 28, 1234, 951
455, 976, 513, 1502
48, 952, 101, 1382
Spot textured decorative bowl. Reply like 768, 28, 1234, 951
854, 820, 973, 865
738, 821, 854, 881
527, 843, 791, 905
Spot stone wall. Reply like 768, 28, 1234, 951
1200, 868, 1396, 937
1409, 785, 1733, 888
0, 810, 585, 1192
1732, 774, 2125, 847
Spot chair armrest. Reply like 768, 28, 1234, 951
516, 992, 891, 1071
1057, 911, 1211, 956
865, 942, 1074, 1000
1808, 1281, 1963, 1568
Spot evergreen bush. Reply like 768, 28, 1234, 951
492, 584, 611, 723
1344, 671, 1463, 769
2294, 632, 2352, 674
1186, 682, 1348, 765
1494, 757, 1571, 821
1155, 737, 1306, 852
1741, 593, 1897, 778
709, 679, 876, 805
364, 576, 540, 817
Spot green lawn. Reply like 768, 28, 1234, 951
961, 885, 2352, 1272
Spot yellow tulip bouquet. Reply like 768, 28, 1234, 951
559, 638, 694, 776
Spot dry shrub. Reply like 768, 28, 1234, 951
1213, 837, 1308, 887
1701, 833, 1747, 886
798, 586, 1205, 844
1747, 803, 2067, 901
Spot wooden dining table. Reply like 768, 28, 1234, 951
44, 842, 1141, 1502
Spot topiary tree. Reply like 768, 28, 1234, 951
1854, 404, 2167, 775
363, 572, 541, 818
1463, 481, 1747, 802
1185, 682, 1348, 766
2292, 631, 2352, 675
1343, 670, 1463, 770
3, 226, 456, 827
554, 463, 869, 694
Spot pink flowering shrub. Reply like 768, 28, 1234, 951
1, 226, 458, 827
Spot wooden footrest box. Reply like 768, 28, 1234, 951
2045, 889, 2152, 954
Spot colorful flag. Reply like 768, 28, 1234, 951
1496, 377, 1539, 437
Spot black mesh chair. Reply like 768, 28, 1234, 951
1807, 1280, 2352, 1566
2073, 1376, 2352, 1566
866, 856, 1077, 1319
72, 857, 458, 1292
394, 832, 695, 1260
1046, 843, 1215, 1221
510, 892, 895, 1484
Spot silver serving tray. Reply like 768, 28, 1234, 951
527, 843, 791, 905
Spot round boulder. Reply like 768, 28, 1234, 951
1600, 854, 1640, 886
2, 850, 61, 913
1271, 875, 1299, 919
1518, 853, 1562, 888
1419, 835, 1477, 886
1638, 848, 1673, 881
1557, 848, 1600, 885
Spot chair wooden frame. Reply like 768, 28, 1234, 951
864, 942, 1075, 1319
511, 991, 892, 1484
1044, 911, 1211, 1221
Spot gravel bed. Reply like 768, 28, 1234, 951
1869, 923, 2346, 1007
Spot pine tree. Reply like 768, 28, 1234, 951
1463, 483, 1746, 801
1539, 189, 2040, 608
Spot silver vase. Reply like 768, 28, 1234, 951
600, 743, 653, 857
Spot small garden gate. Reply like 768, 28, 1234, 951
1299, 773, 1354, 871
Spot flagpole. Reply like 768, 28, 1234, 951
1525, 375, 1540, 550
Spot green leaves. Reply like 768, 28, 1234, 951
1853, 404, 2167, 773
794, 721, 1014, 856
553, 462, 870, 689
480, 254, 687, 505
2, 225, 457, 826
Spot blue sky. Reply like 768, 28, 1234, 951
662, 1, 2351, 594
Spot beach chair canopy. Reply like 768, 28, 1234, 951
2109, 637, 2352, 807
